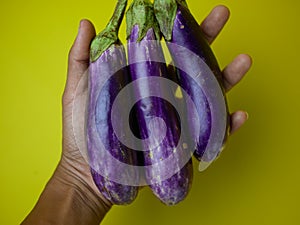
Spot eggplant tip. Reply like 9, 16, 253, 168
198, 160, 212, 172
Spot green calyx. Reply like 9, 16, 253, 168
153, 0, 188, 41
126, 0, 161, 42
90, 0, 127, 62
90, 30, 118, 62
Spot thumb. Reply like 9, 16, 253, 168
63, 19, 96, 104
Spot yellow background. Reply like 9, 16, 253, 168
1, 0, 299, 224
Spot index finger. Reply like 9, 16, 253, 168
200, 5, 230, 44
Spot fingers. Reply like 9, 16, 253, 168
64, 19, 96, 104
230, 111, 249, 134
222, 54, 252, 92
200, 5, 230, 44
224, 54, 252, 133
68, 19, 96, 72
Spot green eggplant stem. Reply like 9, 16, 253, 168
90, 0, 127, 62
126, 0, 161, 41
106, 0, 128, 32
153, 0, 188, 41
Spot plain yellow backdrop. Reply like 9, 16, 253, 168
1, 0, 299, 224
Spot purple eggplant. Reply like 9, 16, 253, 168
154, 0, 230, 165
126, 0, 193, 205
87, 0, 138, 205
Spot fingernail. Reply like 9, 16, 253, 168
74, 21, 82, 43
245, 112, 249, 120
78, 20, 83, 33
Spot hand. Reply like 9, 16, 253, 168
22, 5, 252, 225
200, 5, 252, 133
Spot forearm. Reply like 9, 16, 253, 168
21, 165, 111, 225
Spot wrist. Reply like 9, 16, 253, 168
53, 159, 112, 220
22, 160, 112, 225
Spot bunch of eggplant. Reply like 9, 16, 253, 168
86, 0, 229, 206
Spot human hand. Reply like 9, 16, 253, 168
200, 5, 252, 133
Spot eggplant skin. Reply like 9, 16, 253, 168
165, 4, 230, 160
91, 168, 137, 205
149, 160, 193, 205
128, 24, 193, 205
172, 4, 223, 81
87, 44, 138, 205
174, 68, 212, 159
